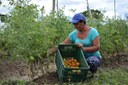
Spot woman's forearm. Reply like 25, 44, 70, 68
82, 45, 100, 52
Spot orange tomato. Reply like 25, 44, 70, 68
63, 57, 80, 68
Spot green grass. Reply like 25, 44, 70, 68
0, 80, 26, 85
61, 67, 128, 85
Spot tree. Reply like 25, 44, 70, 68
125, 13, 128, 20
56, 0, 58, 12
86, 0, 92, 18
114, 0, 116, 19
82, 9, 104, 19
52, 0, 55, 12
0, 0, 2, 5
0, 13, 6, 22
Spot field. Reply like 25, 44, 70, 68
0, 1, 128, 85
0, 54, 128, 85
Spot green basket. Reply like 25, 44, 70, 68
55, 44, 90, 82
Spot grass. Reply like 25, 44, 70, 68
0, 80, 26, 85
60, 67, 128, 85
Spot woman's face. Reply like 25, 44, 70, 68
73, 21, 85, 32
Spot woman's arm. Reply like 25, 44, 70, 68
77, 36, 100, 52
83, 36, 100, 52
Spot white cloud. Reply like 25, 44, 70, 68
31, 0, 53, 14
0, 0, 10, 14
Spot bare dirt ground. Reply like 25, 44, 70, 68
0, 54, 128, 85
0, 59, 29, 81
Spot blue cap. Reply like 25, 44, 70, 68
71, 13, 86, 23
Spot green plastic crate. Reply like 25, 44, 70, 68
55, 44, 90, 82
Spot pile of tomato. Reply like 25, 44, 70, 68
63, 57, 80, 68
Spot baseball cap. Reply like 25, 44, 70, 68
71, 13, 86, 23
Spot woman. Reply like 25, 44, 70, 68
62, 13, 102, 74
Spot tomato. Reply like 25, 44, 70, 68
29, 56, 34, 61
63, 57, 80, 68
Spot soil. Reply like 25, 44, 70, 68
0, 54, 128, 85
0, 59, 29, 81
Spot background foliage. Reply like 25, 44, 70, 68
0, 0, 128, 81
0, 0, 128, 62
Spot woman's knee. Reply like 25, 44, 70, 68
86, 56, 101, 73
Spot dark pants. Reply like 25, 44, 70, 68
86, 56, 101, 73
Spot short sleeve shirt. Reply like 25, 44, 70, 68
69, 28, 101, 58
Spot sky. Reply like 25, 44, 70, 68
0, 0, 128, 19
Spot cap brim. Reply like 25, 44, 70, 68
71, 19, 79, 23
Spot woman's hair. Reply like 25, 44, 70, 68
79, 20, 86, 25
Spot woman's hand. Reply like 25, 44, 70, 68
76, 43, 83, 48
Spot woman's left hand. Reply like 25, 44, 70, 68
76, 43, 83, 48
